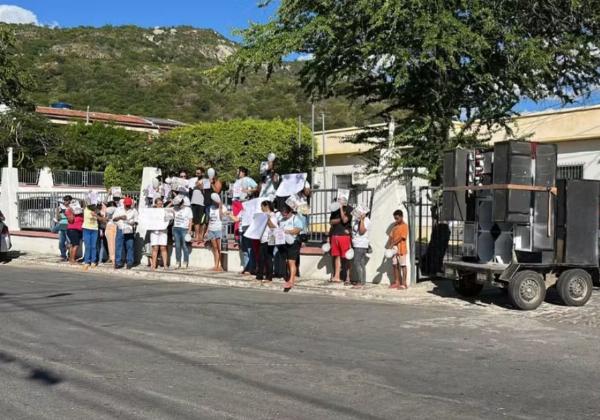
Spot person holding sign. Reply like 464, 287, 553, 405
255, 201, 278, 281
171, 195, 193, 270
150, 197, 171, 271
207, 192, 225, 272
277, 205, 304, 292
329, 196, 354, 284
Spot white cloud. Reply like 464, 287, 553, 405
0, 4, 38, 24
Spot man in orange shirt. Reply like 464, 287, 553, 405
388, 209, 409, 289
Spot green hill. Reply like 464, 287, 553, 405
6, 24, 382, 128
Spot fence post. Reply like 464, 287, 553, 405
405, 180, 417, 287
0, 167, 19, 230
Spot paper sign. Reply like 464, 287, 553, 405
273, 228, 286, 245
111, 187, 122, 197
337, 188, 350, 202
242, 198, 261, 225
276, 173, 307, 197
203, 179, 211, 190
187, 177, 198, 189
139, 208, 169, 231
243, 213, 269, 240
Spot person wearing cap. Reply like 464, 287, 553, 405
329, 197, 354, 284
171, 195, 193, 269
65, 199, 84, 265
351, 207, 371, 289
113, 197, 138, 269
54, 195, 72, 261
207, 192, 225, 271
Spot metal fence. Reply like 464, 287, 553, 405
53, 170, 105, 187
306, 188, 375, 244
18, 169, 40, 185
17, 191, 140, 231
411, 186, 464, 280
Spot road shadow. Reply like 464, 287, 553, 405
0, 251, 26, 264
0, 350, 63, 386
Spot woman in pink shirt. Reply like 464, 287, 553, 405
65, 199, 84, 264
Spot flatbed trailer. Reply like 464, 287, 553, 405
444, 259, 598, 310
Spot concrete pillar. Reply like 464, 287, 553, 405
365, 178, 412, 286
0, 167, 19, 230
139, 167, 161, 209
38, 167, 54, 188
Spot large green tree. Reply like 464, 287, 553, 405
0, 26, 31, 109
217, 0, 600, 179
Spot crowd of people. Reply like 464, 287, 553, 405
53, 155, 410, 291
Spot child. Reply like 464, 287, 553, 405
387, 209, 409, 289
207, 192, 225, 272
351, 207, 371, 289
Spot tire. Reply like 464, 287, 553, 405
557, 269, 593, 307
453, 272, 484, 297
508, 270, 546, 310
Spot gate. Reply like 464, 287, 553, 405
412, 186, 464, 281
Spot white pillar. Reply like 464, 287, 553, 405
1, 167, 19, 230
38, 167, 54, 188
365, 177, 412, 286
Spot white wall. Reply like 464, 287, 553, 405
555, 139, 600, 180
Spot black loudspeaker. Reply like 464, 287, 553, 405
442, 149, 470, 221
493, 141, 532, 223
532, 191, 555, 251
557, 180, 600, 265
534, 143, 557, 187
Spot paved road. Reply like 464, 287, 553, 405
1, 266, 600, 419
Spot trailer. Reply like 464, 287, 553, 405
442, 141, 599, 310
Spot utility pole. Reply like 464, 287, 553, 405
311, 103, 315, 161
321, 113, 327, 189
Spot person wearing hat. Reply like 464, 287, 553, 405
207, 192, 225, 272
54, 195, 72, 262
351, 206, 371, 289
65, 199, 84, 265
112, 197, 138, 269
171, 194, 193, 269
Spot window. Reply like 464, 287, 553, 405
557, 164, 584, 180
334, 174, 353, 189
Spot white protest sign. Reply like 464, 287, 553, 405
241, 198, 261, 226
273, 228, 286, 245
203, 178, 211, 190
111, 187, 122, 197
138, 208, 170, 231
243, 213, 269, 240
337, 188, 350, 203
276, 173, 307, 197
232, 179, 243, 199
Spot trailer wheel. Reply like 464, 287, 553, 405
508, 270, 546, 311
557, 269, 592, 307
453, 272, 484, 297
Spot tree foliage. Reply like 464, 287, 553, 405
142, 118, 313, 184
0, 26, 32, 110
217, 0, 600, 179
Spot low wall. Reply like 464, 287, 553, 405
10, 231, 335, 280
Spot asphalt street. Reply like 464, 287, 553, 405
1, 265, 600, 419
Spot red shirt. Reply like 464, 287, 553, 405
66, 208, 84, 231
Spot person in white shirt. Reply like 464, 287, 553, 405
256, 200, 278, 281
351, 210, 371, 289
277, 205, 304, 292
236, 166, 258, 202
150, 197, 171, 271
112, 197, 138, 269
207, 193, 225, 272
171, 195, 193, 269
190, 167, 207, 245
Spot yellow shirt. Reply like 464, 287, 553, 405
83, 208, 98, 230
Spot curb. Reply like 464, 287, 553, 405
9, 254, 440, 305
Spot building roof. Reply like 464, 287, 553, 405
36, 106, 186, 133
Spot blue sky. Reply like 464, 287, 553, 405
1, 1, 278, 39
1, 1, 598, 113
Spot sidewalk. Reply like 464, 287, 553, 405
7, 253, 449, 305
